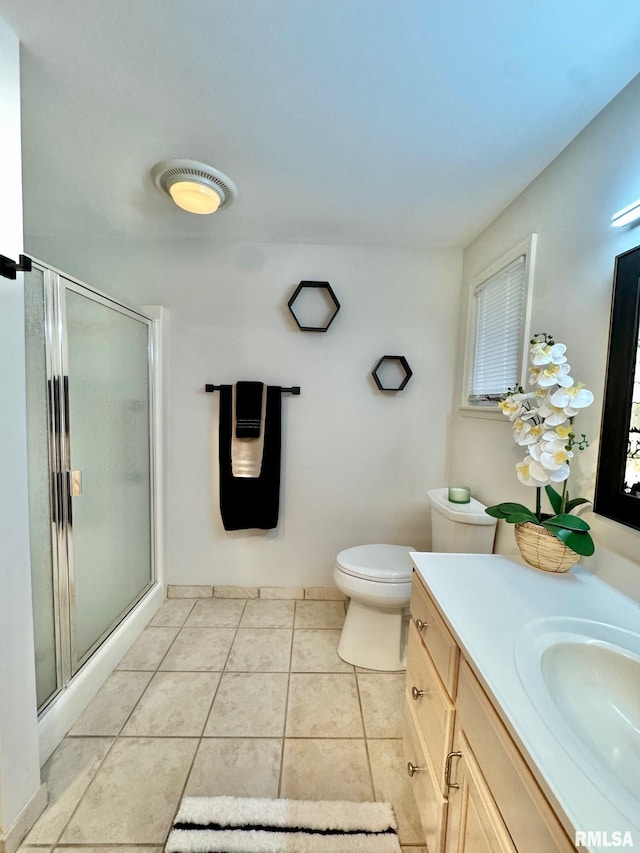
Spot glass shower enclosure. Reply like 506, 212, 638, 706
24, 261, 156, 711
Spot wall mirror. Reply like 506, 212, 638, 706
594, 244, 640, 530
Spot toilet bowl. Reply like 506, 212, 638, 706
334, 490, 497, 672
333, 544, 414, 671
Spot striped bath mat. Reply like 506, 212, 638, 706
165, 795, 402, 852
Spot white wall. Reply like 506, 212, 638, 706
27, 238, 462, 586
451, 72, 640, 563
0, 15, 45, 850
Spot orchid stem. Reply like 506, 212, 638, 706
535, 487, 541, 521
561, 480, 568, 515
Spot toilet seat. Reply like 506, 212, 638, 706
336, 544, 414, 583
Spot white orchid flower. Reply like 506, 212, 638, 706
537, 394, 568, 427
543, 409, 568, 427
528, 366, 543, 386
498, 398, 522, 420
528, 441, 544, 462
512, 419, 530, 443
536, 363, 573, 388
549, 383, 594, 413
516, 423, 544, 446
516, 456, 549, 486
542, 425, 573, 443
540, 444, 574, 471
548, 463, 571, 482
530, 341, 567, 365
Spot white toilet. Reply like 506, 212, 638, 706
333, 488, 497, 671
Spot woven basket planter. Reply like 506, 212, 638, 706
514, 522, 580, 573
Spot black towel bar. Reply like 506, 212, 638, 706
205, 384, 301, 395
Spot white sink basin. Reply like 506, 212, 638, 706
515, 617, 640, 823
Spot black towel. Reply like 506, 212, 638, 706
219, 385, 282, 530
235, 381, 264, 438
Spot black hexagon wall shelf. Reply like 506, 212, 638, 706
372, 355, 413, 391
287, 281, 341, 332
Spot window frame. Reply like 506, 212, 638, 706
460, 234, 537, 418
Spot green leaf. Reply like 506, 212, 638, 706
544, 485, 562, 515
545, 526, 595, 557
543, 514, 591, 532
505, 511, 540, 524
485, 506, 510, 519
486, 503, 538, 523
565, 497, 590, 513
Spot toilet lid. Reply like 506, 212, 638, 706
336, 544, 414, 582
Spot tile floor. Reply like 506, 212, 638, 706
19, 596, 427, 852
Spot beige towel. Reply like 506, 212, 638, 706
231, 384, 267, 478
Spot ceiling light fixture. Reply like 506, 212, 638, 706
151, 159, 237, 215
611, 199, 640, 228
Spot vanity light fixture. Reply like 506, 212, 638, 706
151, 159, 237, 214
611, 199, 640, 228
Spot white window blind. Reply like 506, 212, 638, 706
469, 254, 526, 402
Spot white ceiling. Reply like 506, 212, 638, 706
2, 0, 640, 248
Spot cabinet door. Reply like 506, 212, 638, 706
444, 729, 516, 853
404, 700, 448, 853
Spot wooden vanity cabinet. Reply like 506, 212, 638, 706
404, 571, 576, 853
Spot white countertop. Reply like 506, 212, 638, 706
409, 552, 640, 853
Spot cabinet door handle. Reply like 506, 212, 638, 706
445, 751, 462, 789
411, 685, 427, 701
415, 618, 429, 633
407, 761, 423, 777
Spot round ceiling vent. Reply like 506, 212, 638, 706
151, 159, 237, 214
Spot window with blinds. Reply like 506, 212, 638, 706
468, 253, 528, 404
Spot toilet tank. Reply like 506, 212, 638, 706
427, 487, 497, 553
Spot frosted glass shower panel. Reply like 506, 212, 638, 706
24, 267, 59, 708
65, 286, 153, 664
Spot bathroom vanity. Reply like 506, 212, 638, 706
404, 553, 640, 853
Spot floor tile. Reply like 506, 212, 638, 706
24, 737, 113, 844
357, 673, 406, 738
115, 626, 179, 671
280, 739, 373, 800
239, 599, 295, 628
186, 738, 281, 798
148, 598, 196, 627
286, 673, 363, 737
291, 629, 353, 672
159, 627, 236, 671
204, 672, 287, 737
294, 600, 346, 629
367, 739, 424, 845
122, 671, 221, 736
226, 628, 292, 671
60, 737, 197, 845
184, 598, 246, 627
69, 671, 152, 736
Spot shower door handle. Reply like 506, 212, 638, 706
68, 470, 83, 497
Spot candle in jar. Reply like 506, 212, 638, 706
448, 486, 471, 503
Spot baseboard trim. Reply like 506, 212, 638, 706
0, 782, 47, 853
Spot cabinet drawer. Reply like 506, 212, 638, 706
404, 700, 447, 853
411, 572, 459, 698
456, 660, 576, 853
406, 620, 455, 795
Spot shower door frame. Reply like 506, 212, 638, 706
32, 259, 158, 711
